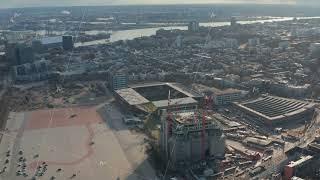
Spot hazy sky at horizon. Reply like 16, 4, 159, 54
0, 0, 299, 9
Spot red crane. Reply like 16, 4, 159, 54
201, 95, 213, 160
167, 90, 173, 136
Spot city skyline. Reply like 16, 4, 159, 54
0, 0, 299, 9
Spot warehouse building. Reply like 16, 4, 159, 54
234, 95, 315, 127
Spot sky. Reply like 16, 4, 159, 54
0, 0, 310, 9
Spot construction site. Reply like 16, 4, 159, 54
0, 79, 319, 180
0, 82, 320, 180
2, 6, 320, 179
159, 109, 225, 173
124, 85, 320, 179
111, 84, 279, 179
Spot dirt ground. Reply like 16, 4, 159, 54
0, 104, 156, 180
6, 81, 108, 112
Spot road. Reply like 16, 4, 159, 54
6, 113, 28, 179
0, 112, 26, 180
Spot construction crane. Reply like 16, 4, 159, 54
201, 96, 208, 160
201, 95, 213, 160
194, 11, 216, 161
167, 90, 173, 136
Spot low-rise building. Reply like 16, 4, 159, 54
284, 155, 313, 180
12, 60, 50, 82
193, 84, 243, 106
212, 88, 242, 106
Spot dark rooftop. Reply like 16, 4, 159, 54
235, 95, 315, 121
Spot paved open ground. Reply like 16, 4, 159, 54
0, 104, 156, 180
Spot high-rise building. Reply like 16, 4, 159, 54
32, 40, 43, 53
5, 42, 34, 65
175, 35, 182, 48
188, 21, 200, 32
230, 16, 237, 27
107, 71, 128, 91
62, 36, 74, 51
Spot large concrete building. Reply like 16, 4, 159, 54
32, 35, 74, 52
188, 21, 200, 32
234, 95, 315, 127
230, 16, 237, 27
193, 84, 243, 106
159, 110, 225, 170
211, 88, 242, 106
115, 82, 202, 115
62, 35, 74, 51
5, 42, 34, 65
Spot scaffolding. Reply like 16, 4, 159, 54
160, 108, 225, 170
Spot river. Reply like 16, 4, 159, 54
2, 16, 320, 47
75, 16, 320, 47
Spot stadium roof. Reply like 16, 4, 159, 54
153, 97, 198, 108
234, 95, 315, 122
116, 88, 150, 105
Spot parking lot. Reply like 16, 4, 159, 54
0, 104, 155, 180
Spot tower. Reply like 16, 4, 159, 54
231, 16, 237, 27
62, 35, 74, 51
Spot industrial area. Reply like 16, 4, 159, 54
0, 4, 320, 180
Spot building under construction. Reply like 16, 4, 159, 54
159, 109, 225, 170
